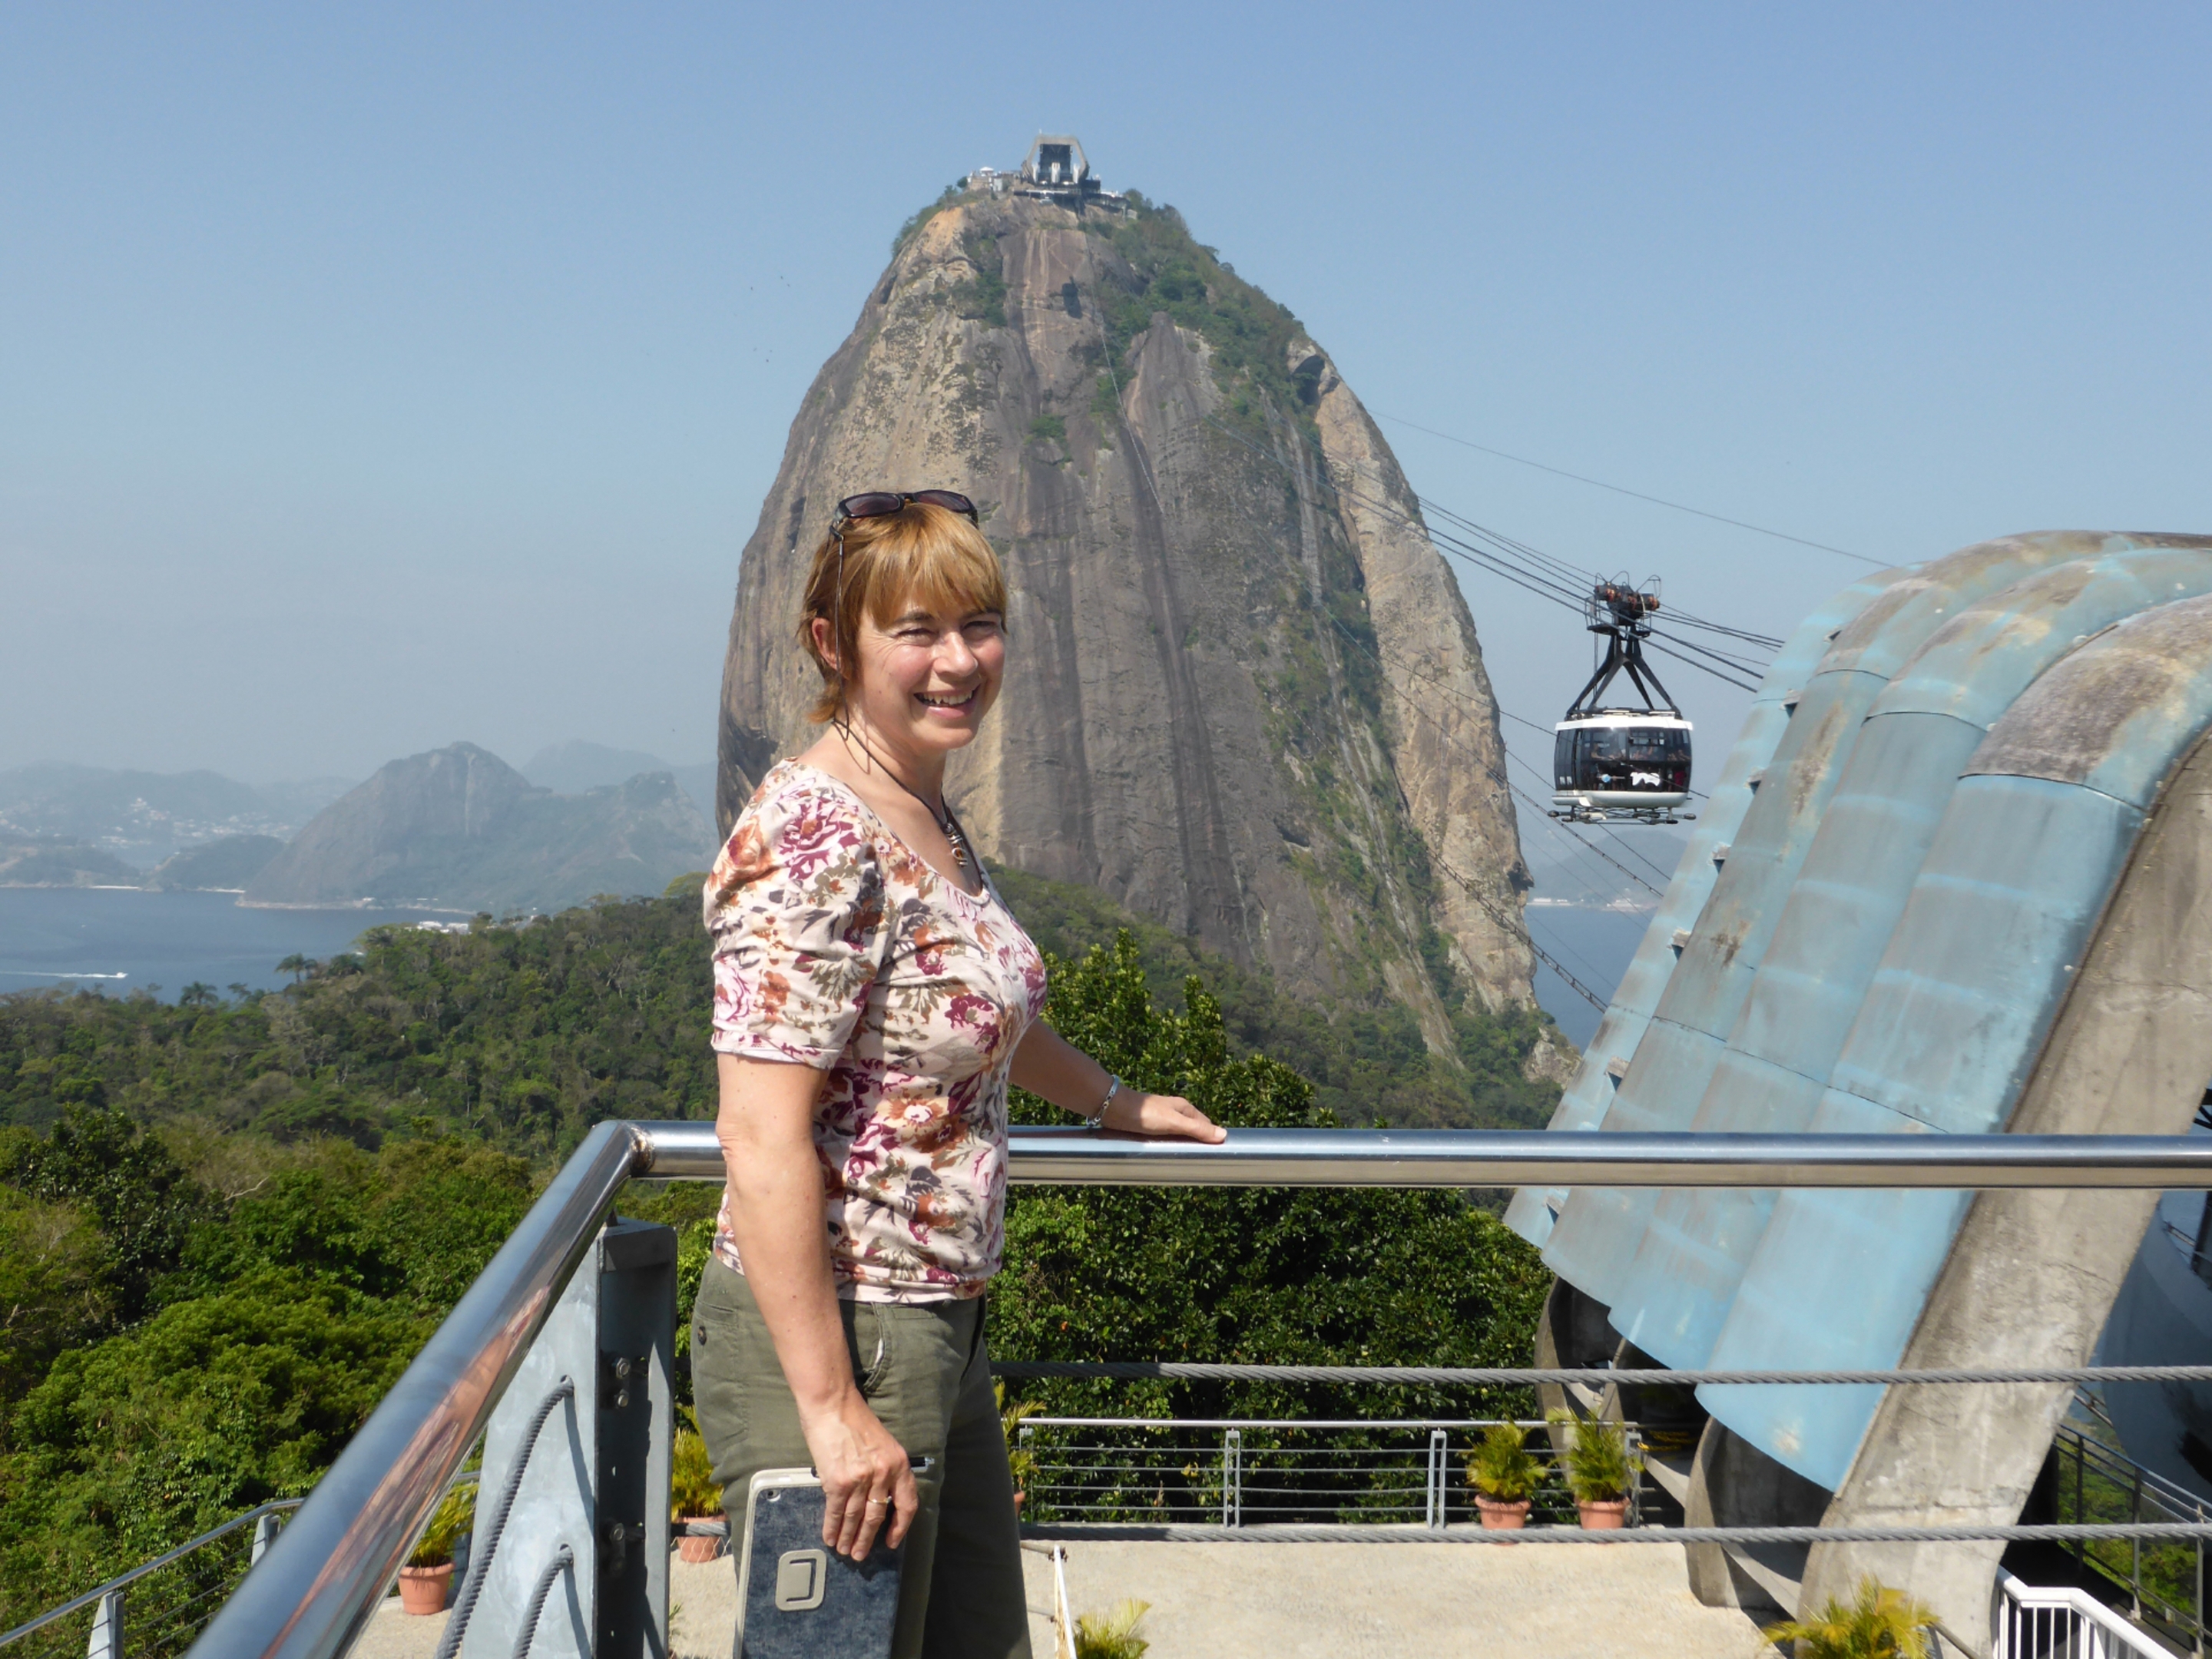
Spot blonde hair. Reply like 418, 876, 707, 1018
797, 500, 1008, 723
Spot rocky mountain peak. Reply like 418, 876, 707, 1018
719, 177, 1534, 1035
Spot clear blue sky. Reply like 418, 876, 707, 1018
5, 2, 2207, 802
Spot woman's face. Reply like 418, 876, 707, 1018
830, 594, 1006, 762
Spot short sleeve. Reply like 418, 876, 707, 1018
702, 778, 890, 1067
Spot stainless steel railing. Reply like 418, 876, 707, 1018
186, 1121, 2212, 1658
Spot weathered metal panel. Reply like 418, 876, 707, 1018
1604, 548, 2212, 1366
1502, 566, 1914, 1247
1968, 584, 2212, 806
1608, 711, 1984, 1363
1541, 534, 2114, 1301
1701, 623, 2212, 1489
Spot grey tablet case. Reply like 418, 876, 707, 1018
733, 1469, 904, 1658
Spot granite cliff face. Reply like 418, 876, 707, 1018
719, 186, 1533, 1032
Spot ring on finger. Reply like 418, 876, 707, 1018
865, 1497, 889, 1508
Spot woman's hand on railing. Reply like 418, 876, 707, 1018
1101, 1089, 1227, 1144
800, 1392, 919, 1561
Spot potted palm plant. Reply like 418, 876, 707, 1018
399, 1485, 474, 1614
671, 1417, 727, 1564
1465, 1422, 1538, 1529
1554, 1410, 1641, 1529
998, 1382, 1043, 1513
1763, 1575, 1937, 1657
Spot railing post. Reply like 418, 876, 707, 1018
250, 1512, 283, 1566
1223, 1430, 1241, 1528
2133, 1466, 2145, 1619
1426, 1430, 1448, 1528
2197, 1502, 2206, 1659
85, 1589, 122, 1659
2076, 1435, 2087, 1566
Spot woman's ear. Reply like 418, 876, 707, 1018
809, 614, 839, 674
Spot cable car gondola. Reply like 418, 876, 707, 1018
1551, 576, 1694, 824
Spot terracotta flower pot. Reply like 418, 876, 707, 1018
1577, 1498, 1630, 1530
1475, 1495, 1532, 1530
676, 1517, 727, 1564
398, 1562, 453, 1614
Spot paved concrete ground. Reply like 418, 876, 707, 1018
349, 1538, 1775, 1657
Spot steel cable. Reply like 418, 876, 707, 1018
510, 1545, 573, 1659
1021, 1522, 2212, 1545
992, 1362, 2212, 1386
432, 1377, 574, 1659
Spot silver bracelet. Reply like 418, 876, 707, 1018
1084, 1074, 1122, 1128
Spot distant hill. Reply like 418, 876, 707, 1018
0, 763, 354, 868
524, 740, 716, 840
0, 836, 142, 888
144, 834, 286, 892
246, 743, 714, 912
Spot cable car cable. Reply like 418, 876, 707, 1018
1412, 500, 1784, 651
1200, 412, 1785, 693
1371, 412, 1883, 568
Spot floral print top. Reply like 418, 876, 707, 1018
703, 760, 1048, 1302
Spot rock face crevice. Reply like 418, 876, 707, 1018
720, 191, 1534, 1023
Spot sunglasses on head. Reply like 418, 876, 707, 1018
832, 490, 978, 530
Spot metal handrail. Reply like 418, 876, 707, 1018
185, 1121, 2212, 1657
992, 1128, 2212, 1188
0, 1499, 303, 1648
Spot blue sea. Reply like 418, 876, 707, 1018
1525, 903, 1657, 1046
0, 888, 461, 1001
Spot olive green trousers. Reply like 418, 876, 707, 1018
690, 1255, 1032, 1659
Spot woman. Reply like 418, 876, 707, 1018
696, 490, 1224, 1658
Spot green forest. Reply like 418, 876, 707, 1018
0, 869, 1558, 1627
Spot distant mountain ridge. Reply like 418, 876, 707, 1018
0, 763, 349, 869
246, 743, 714, 912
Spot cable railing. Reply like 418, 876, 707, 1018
1012, 1416, 1649, 1531
110, 1120, 2212, 1657
0, 1502, 300, 1659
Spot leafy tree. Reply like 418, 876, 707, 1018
1, 1109, 214, 1322
0, 1188, 111, 1402
2, 1271, 425, 1603
991, 935, 1550, 1426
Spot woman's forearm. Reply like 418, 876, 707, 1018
1008, 1022, 1227, 1144
716, 1055, 856, 1418
1008, 1020, 1113, 1114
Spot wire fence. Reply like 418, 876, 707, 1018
0, 1511, 287, 1659
1015, 1418, 1647, 1531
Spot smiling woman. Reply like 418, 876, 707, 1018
697, 495, 1225, 1659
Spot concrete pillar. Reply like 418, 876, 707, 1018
1684, 1420, 1831, 1616
1806, 734, 2212, 1657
